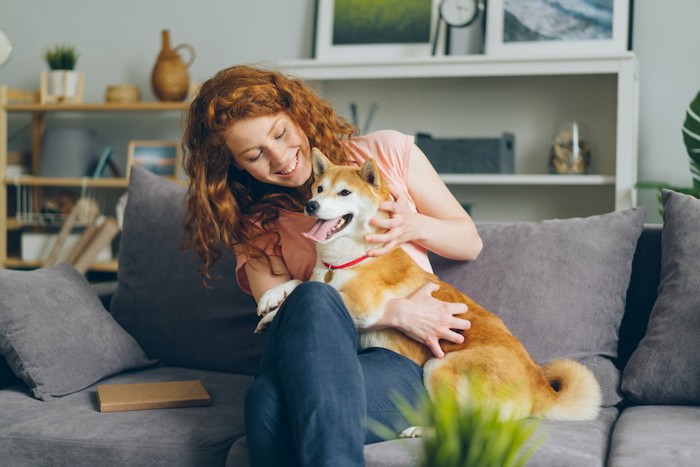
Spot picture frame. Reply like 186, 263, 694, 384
313, 0, 442, 61
126, 140, 181, 179
485, 0, 630, 57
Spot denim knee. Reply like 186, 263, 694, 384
279, 281, 353, 324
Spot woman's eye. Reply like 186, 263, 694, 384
275, 128, 286, 139
339, 189, 351, 196
248, 151, 262, 163
317, 186, 324, 193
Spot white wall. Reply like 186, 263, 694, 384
0, 0, 316, 99
1, 0, 698, 222
632, 0, 700, 222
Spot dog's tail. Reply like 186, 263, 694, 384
537, 359, 602, 421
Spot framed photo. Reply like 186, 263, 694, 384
126, 140, 181, 179
485, 0, 630, 57
314, 0, 441, 61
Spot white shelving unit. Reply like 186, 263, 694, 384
276, 53, 639, 221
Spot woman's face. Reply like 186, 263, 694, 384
225, 112, 312, 188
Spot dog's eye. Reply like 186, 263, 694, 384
339, 189, 351, 197
317, 186, 323, 193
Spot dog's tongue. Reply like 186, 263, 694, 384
302, 217, 342, 243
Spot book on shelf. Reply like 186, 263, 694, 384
66, 216, 119, 274
92, 147, 113, 178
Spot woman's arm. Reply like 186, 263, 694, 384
245, 255, 294, 303
366, 144, 483, 260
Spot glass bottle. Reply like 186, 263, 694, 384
549, 121, 591, 174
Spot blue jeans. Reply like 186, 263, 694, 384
244, 282, 426, 467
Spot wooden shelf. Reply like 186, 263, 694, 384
3, 101, 189, 112
4, 257, 118, 273
4, 176, 129, 188
1, 88, 188, 272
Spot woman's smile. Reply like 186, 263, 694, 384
276, 152, 299, 176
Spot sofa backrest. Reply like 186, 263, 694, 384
617, 225, 662, 369
0, 203, 663, 391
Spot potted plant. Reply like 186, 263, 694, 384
44, 44, 80, 99
637, 91, 700, 214
370, 378, 543, 467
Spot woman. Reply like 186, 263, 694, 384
182, 65, 482, 467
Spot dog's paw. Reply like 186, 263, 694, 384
254, 308, 278, 334
257, 280, 302, 317
399, 426, 431, 438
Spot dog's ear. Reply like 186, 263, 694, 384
312, 148, 332, 177
359, 158, 381, 190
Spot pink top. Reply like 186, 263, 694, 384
235, 130, 432, 295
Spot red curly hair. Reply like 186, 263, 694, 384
182, 65, 356, 283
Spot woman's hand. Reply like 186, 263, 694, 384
366, 191, 422, 257
384, 282, 470, 358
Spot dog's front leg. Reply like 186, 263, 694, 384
254, 279, 302, 333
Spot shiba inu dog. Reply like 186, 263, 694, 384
256, 148, 601, 426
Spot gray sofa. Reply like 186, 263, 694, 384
1, 167, 699, 467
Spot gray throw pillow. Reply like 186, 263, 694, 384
621, 190, 700, 404
0, 264, 155, 401
431, 208, 646, 407
109, 167, 264, 375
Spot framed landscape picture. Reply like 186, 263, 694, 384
485, 0, 630, 57
314, 0, 440, 61
127, 141, 181, 179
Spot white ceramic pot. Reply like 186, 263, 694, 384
49, 70, 64, 98
63, 70, 79, 98
49, 70, 79, 99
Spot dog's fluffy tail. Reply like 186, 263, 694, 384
539, 359, 602, 421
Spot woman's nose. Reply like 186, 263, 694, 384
268, 144, 287, 164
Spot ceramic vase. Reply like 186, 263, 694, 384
150, 29, 195, 102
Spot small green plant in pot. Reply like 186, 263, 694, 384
43, 44, 80, 100
44, 44, 79, 71
637, 91, 700, 213
370, 376, 544, 467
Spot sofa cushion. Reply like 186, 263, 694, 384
0, 264, 154, 401
608, 406, 700, 467
431, 208, 646, 407
621, 190, 700, 404
0, 366, 252, 467
110, 166, 265, 376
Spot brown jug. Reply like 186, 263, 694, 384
150, 29, 195, 102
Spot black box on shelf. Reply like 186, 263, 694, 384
415, 133, 515, 174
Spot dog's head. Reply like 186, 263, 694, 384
302, 148, 391, 245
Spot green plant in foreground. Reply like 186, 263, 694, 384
370, 379, 544, 467
44, 44, 79, 70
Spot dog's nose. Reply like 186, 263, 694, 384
305, 200, 319, 215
